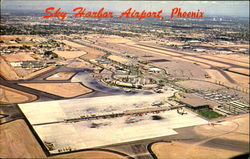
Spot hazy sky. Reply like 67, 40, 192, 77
1, 1, 249, 17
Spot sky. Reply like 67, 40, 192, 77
1, 1, 249, 17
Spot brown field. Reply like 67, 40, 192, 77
132, 43, 249, 68
215, 54, 249, 63
0, 85, 37, 104
151, 114, 249, 159
151, 60, 207, 79
19, 83, 92, 98
126, 43, 237, 69
79, 47, 105, 60
205, 69, 249, 92
2, 53, 35, 62
152, 142, 244, 159
108, 55, 130, 64
0, 35, 45, 41
46, 72, 75, 80
205, 69, 231, 84
0, 56, 56, 80
60, 40, 87, 49
0, 35, 27, 41
130, 44, 183, 57
54, 51, 87, 59
176, 80, 224, 91
22, 65, 56, 80
171, 57, 211, 69
138, 43, 202, 56
200, 43, 249, 49
67, 61, 90, 68
0, 56, 19, 80
0, 43, 23, 47
59, 40, 105, 60
195, 114, 249, 143
0, 120, 46, 158
229, 68, 249, 75
50, 150, 128, 159
184, 56, 230, 68
81, 41, 120, 54
225, 71, 249, 87
99, 36, 132, 44
14, 67, 33, 78
200, 55, 249, 68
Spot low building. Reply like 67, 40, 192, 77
179, 93, 210, 110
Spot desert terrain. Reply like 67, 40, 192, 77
19, 83, 92, 98
151, 114, 249, 159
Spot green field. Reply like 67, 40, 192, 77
197, 108, 223, 119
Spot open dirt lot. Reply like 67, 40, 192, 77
200, 55, 249, 68
0, 119, 46, 158
54, 51, 87, 59
183, 56, 231, 68
130, 44, 183, 57
0, 85, 37, 104
60, 40, 87, 49
50, 150, 128, 159
0, 35, 46, 42
129, 43, 248, 69
60, 40, 105, 60
78, 47, 105, 60
0, 56, 19, 80
151, 114, 249, 159
151, 60, 207, 78
200, 43, 249, 49
171, 57, 211, 69
0, 56, 56, 80
77, 40, 120, 55
19, 83, 92, 98
228, 68, 249, 75
215, 54, 249, 63
46, 72, 75, 80
2, 53, 35, 62
98, 35, 132, 44
67, 61, 90, 68
22, 65, 56, 80
176, 80, 224, 91
205, 69, 231, 84
108, 55, 130, 64
225, 71, 249, 87
14, 67, 33, 77
152, 141, 245, 159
